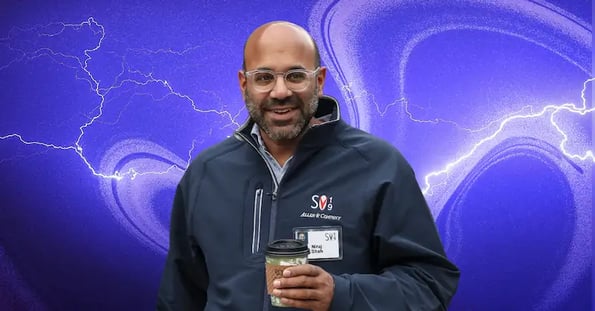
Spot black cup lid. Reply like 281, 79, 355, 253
265, 239, 309, 256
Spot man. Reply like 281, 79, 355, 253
157, 21, 460, 310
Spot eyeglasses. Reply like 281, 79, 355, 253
244, 67, 320, 92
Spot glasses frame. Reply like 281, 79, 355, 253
243, 67, 321, 92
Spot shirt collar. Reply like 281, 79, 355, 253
250, 123, 266, 148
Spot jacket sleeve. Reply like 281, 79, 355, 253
157, 176, 209, 310
329, 156, 460, 311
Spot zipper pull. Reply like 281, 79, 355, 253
266, 191, 278, 201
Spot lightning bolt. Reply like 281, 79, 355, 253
116, 138, 200, 181
0, 17, 241, 181
341, 83, 538, 134
421, 77, 594, 195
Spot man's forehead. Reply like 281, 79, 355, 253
244, 22, 316, 68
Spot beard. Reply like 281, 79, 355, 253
245, 86, 319, 142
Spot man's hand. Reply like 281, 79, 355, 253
272, 264, 334, 311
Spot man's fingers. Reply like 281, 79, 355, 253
271, 264, 334, 311
273, 288, 321, 300
275, 275, 319, 289
283, 264, 320, 277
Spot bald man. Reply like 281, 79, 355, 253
157, 21, 460, 311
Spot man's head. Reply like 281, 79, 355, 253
239, 21, 326, 142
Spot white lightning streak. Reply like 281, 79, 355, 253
422, 78, 594, 195
0, 17, 241, 181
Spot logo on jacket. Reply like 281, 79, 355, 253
311, 194, 333, 211
301, 193, 341, 221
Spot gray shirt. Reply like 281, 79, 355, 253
250, 123, 293, 183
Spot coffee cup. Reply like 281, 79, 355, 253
265, 239, 310, 307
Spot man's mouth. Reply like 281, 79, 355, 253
272, 108, 293, 114
268, 107, 296, 114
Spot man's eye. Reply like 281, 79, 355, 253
254, 73, 274, 84
286, 72, 307, 82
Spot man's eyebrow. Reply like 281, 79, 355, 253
251, 66, 307, 71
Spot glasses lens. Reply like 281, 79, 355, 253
252, 71, 275, 87
285, 70, 309, 91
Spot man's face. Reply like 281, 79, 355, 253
239, 23, 326, 142
244, 81, 319, 141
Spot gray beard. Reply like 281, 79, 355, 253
245, 88, 319, 142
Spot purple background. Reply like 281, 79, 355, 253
0, 1, 592, 310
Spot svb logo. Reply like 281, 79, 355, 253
310, 194, 333, 211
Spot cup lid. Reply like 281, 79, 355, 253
265, 239, 309, 256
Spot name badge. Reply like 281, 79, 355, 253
293, 226, 343, 261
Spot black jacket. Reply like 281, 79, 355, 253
157, 95, 460, 310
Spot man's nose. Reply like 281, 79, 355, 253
269, 75, 292, 100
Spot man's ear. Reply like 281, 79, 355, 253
316, 67, 327, 96
238, 70, 247, 95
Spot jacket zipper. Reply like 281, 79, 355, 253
252, 187, 264, 254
